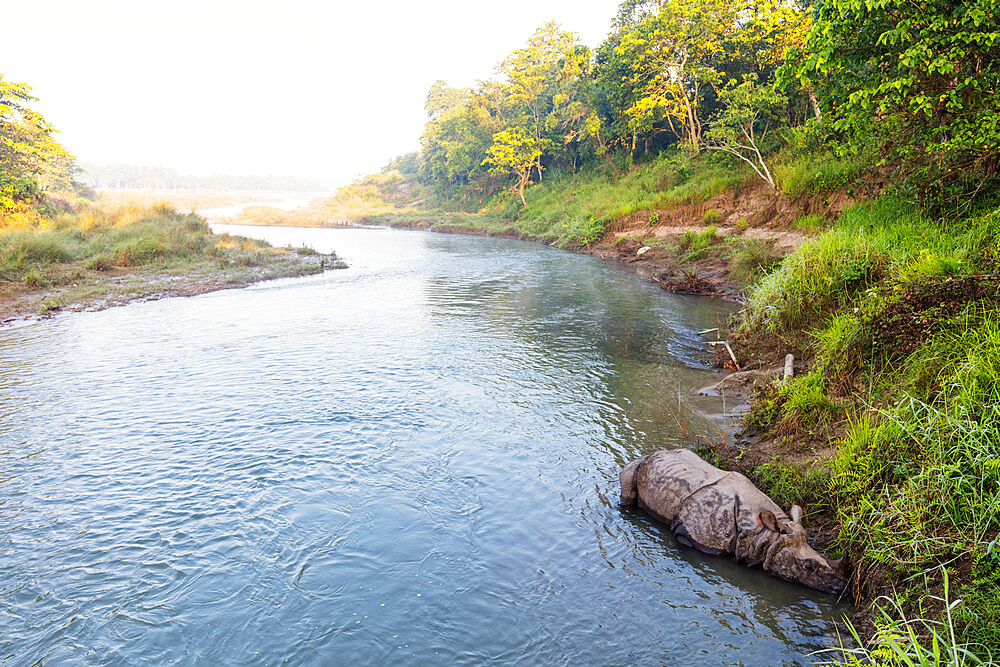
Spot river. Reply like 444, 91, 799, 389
0, 225, 844, 664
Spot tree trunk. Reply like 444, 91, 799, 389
807, 84, 822, 121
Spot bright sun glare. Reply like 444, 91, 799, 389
2, 0, 617, 187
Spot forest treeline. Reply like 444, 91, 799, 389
400, 0, 997, 219
78, 164, 328, 193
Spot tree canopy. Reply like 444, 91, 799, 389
1, 75, 77, 210
401, 0, 998, 210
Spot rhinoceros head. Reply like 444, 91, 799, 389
759, 507, 847, 595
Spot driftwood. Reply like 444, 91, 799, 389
706, 340, 741, 370
784, 353, 794, 380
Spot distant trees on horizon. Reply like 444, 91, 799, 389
78, 163, 330, 192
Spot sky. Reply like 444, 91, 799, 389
2, 0, 619, 189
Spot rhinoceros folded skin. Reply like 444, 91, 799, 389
620, 448, 847, 595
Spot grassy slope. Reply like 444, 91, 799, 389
733, 199, 1000, 663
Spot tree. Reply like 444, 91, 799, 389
482, 128, 542, 205
546, 45, 620, 173
705, 76, 787, 188
496, 22, 580, 181
613, 0, 740, 152
802, 0, 1000, 205
0, 74, 76, 207
424, 81, 472, 120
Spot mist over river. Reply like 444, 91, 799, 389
0, 225, 844, 664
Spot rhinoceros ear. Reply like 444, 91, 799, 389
789, 503, 804, 524
758, 510, 781, 532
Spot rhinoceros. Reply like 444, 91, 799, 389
619, 448, 847, 595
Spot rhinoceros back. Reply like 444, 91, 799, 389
631, 449, 787, 556
633, 449, 727, 521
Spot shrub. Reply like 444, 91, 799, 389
729, 237, 782, 287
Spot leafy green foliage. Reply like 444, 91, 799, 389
0, 75, 78, 213
802, 0, 1000, 209
482, 128, 543, 205
705, 76, 786, 187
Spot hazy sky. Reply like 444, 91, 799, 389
3, 1, 619, 188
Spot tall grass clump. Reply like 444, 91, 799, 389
0, 231, 79, 280
822, 575, 990, 667
776, 152, 866, 198
728, 237, 783, 286
742, 198, 947, 333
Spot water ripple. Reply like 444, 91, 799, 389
0, 226, 842, 665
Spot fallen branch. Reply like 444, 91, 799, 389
705, 340, 741, 370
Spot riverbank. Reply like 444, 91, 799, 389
0, 204, 344, 326
249, 155, 861, 303
225, 167, 1000, 660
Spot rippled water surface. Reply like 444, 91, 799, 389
0, 226, 843, 665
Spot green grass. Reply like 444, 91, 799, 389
703, 208, 722, 225
775, 152, 866, 198
753, 459, 833, 514
500, 152, 748, 245
795, 213, 828, 233
728, 237, 783, 286
0, 204, 328, 289
738, 196, 1000, 662
823, 573, 990, 666
741, 197, 989, 333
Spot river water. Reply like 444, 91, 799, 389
0, 225, 843, 665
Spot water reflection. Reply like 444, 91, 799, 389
0, 225, 843, 665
